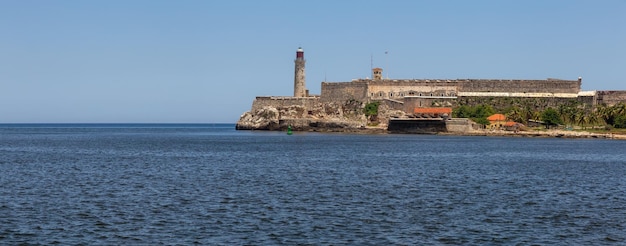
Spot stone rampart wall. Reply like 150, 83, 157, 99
446, 118, 478, 132
324, 78, 580, 102
366, 79, 455, 87
251, 96, 320, 112
368, 81, 457, 100
457, 79, 580, 94
382, 99, 404, 111
577, 95, 596, 106
403, 96, 456, 113
457, 92, 578, 98
597, 91, 626, 106
320, 82, 369, 103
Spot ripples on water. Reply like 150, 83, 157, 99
1, 124, 625, 245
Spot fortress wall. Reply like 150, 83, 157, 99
382, 99, 405, 111
403, 96, 456, 113
457, 79, 580, 94
597, 91, 626, 106
320, 82, 369, 103
446, 118, 478, 132
577, 95, 596, 106
369, 79, 456, 87
366, 80, 457, 100
321, 79, 581, 102
457, 92, 578, 98
251, 96, 320, 112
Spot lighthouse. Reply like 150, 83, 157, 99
294, 47, 306, 97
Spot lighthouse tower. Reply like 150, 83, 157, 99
294, 47, 306, 97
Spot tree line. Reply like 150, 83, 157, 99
452, 102, 626, 129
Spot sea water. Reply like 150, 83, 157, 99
1, 124, 625, 245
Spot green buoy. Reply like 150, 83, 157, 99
287, 125, 293, 135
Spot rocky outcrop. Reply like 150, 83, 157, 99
236, 101, 384, 132
235, 107, 280, 130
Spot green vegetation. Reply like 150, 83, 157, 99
540, 107, 563, 128
452, 104, 495, 126
364, 101, 380, 123
615, 114, 626, 129
364, 101, 380, 116
453, 101, 626, 130
598, 102, 626, 128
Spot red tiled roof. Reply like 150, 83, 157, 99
504, 121, 518, 127
487, 114, 506, 121
414, 107, 452, 114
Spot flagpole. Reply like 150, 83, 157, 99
385, 50, 389, 79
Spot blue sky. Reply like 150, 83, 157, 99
1, 1, 624, 123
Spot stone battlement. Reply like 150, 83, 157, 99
251, 96, 319, 112
319, 77, 581, 103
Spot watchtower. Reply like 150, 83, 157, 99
372, 67, 383, 80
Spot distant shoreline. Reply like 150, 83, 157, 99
438, 129, 626, 140
298, 126, 626, 140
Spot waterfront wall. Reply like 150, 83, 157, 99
446, 118, 478, 132
388, 119, 447, 134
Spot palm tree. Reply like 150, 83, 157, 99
576, 113, 589, 130
613, 102, 626, 115
597, 104, 614, 126
523, 105, 536, 123
587, 110, 601, 129
532, 111, 541, 122
506, 106, 524, 123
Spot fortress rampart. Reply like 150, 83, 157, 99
319, 78, 582, 104
251, 96, 320, 112
596, 91, 626, 106
457, 79, 580, 94
320, 81, 369, 103
249, 77, 616, 118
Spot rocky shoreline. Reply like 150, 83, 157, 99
239, 124, 626, 140
441, 129, 626, 140
238, 122, 626, 140
236, 105, 626, 140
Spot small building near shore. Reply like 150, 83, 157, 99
487, 114, 507, 129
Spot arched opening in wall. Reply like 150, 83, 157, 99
430, 93, 433, 96
390, 93, 394, 97
419, 93, 422, 96
409, 91, 415, 96
379, 92, 384, 97
419, 101, 422, 107
371, 93, 374, 97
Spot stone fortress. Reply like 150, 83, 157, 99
236, 47, 626, 132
